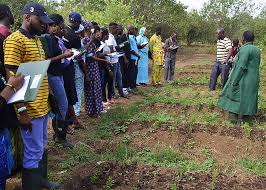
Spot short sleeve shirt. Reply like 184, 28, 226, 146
129, 34, 138, 60
105, 33, 118, 63
217, 37, 232, 62
4, 29, 50, 118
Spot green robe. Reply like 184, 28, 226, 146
218, 42, 261, 115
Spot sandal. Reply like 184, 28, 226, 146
67, 126, 75, 135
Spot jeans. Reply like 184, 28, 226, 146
128, 59, 138, 89
120, 58, 130, 88
48, 75, 68, 120
20, 115, 48, 169
209, 61, 230, 90
0, 131, 8, 190
164, 57, 176, 81
112, 62, 123, 96
73, 76, 84, 116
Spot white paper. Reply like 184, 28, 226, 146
141, 42, 149, 46
30, 74, 42, 89
8, 76, 30, 104
97, 43, 106, 52
107, 52, 124, 58
67, 48, 80, 61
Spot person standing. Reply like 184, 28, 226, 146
136, 27, 149, 85
4, 3, 59, 190
128, 25, 141, 91
209, 28, 233, 90
0, 4, 25, 190
106, 23, 125, 98
218, 31, 261, 124
116, 25, 130, 95
63, 12, 86, 129
40, 14, 74, 149
83, 25, 109, 117
150, 26, 164, 87
164, 32, 178, 82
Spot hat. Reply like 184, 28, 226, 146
23, 3, 53, 24
69, 12, 82, 23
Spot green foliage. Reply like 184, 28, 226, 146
134, 146, 216, 173
238, 158, 266, 176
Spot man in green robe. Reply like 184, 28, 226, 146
218, 31, 261, 123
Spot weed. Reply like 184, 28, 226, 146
238, 158, 266, 176
201, 147, 212, 158
104, 176, 114, 190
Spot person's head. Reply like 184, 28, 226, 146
91, 21, 98, 26
242, 31, 255, 44
109, 22, 117, 35
171, 32, 177, 41
139, 27, 147, 36
93, 25, 101, 39
69, 12, 82, 30
101, 27, 109, 41
155, 26, 162, 36
0, 4, 14, 28
217, 28, 225, 40
84, 22, 93, 36
117, 24, 124, 35
48, 14, 65, 37
127, 24, 135, 35
22, 3, 54, 36
232, 39, 239, 47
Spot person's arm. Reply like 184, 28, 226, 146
131, 50, 141, 60
91, 56, 111, 64
4, 37, 32, 130
50, 49, 73, 63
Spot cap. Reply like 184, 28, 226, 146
23, 3, 53, 24
69, 12, 82, 23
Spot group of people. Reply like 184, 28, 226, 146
0, 2, 179, 190
209, 28, 261, 124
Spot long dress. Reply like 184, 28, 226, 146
136, 32, 149, 84
218, 42, 261, 115
149, 34, 163, 85
83, 37, 103, 115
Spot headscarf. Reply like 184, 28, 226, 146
139, 27, 146, 36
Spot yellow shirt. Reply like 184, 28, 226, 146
149, 34, 163, 65
4, 29, 50, 118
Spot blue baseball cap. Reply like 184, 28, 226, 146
23, 3, 54, 24
69, 12, 82, 23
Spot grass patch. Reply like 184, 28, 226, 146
133, 145, 216, 173
238, 158, 266, 176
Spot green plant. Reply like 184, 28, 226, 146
104, 176, 114, 190
238, 158, 266, 176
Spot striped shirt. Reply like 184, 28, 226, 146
4, 29, 50, 118
216, 37, 232, 62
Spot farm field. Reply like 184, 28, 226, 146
7, 49, 266, 190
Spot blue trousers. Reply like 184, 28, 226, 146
48, 75, 68, 120
74, 76, 84, 116
209, 61, 230, 90
20, 115, 48, 169
112, 62, 123, 96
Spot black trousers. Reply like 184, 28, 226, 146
128, 59, 138, 89
120, 58, 130, 88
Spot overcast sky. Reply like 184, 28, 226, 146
178, 0, 266, 14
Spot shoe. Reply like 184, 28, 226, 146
40, 150, 61, 189
101, 110, 108, 114
123, 88, 129, 95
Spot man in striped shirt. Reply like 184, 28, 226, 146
209, 28, 233, 90
4, 3, 59, 190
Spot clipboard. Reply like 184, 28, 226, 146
14, 60, 51, 102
